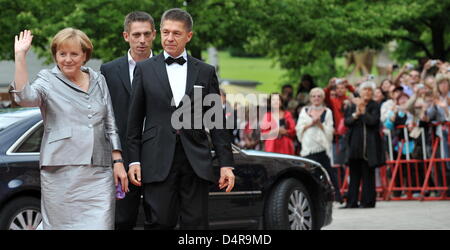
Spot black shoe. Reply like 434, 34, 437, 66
359, 204, 376, 208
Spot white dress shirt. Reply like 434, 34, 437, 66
164, 50, 188, 107
128, 49, 153, 85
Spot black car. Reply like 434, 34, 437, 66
0, 108, 333, 230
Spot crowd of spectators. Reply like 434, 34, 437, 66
222, 59, 450, 205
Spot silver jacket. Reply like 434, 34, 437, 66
10, 66, 121, 167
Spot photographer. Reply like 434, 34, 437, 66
324, 77, 355, 165
394, 63, 420, 97
421, 59, 442, 81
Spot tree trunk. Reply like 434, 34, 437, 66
190, 46, 203, 61
431, 17, 446, 61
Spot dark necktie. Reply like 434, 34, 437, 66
165, 56, 186, 65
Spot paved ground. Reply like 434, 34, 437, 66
322, 201, 450, 230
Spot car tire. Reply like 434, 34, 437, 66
264, 178, 315, 230
0, 196, 41, 230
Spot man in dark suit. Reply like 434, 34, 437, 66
100, 11, 156, 230
127, 8, 235, 230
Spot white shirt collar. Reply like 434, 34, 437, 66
127, 49, 153, 65
163, 50, 187, 60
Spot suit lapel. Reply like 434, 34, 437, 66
153, 53, 174, 102
185, 55, 199, 96
117, 56, 132, 95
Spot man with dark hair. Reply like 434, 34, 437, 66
100, 11, 156, 230
323, 78, 356, 166
127, 8, 235, 230
281, 84, 293, 109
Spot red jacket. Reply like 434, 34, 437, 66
324, 85, 355, 134
261, 111, 296, 155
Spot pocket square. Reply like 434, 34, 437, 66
193, 85, 205, 88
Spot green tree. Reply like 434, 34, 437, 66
385, 0, 450, 61
245, 0, 401, 85
0, 0, 260, 62
0, 0, 71, 61
1, 0, 448, 85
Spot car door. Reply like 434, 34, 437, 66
208, 148, 264, 229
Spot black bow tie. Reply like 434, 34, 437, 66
165, 56, 186, 65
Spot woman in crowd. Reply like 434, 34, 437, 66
343, 81, 384, 208
384, 92, 413, 131
427, 74, 450, 170
261, 93, 296, 155
380, 79, 394, 97
374, 87, 388, 105
384, 92, 415, 164
296, 88, 342, 202
434, 74, 450, 115
10, 29, 128, 229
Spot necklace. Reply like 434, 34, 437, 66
309, 105, 324, 110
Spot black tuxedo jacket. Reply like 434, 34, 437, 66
100, 56, 133, 166
127, 53, 234, 184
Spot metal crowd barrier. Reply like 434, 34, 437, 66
334, 122, 450, 201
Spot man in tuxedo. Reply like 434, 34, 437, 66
100, 11, 156, 230
127, 8, 235, 230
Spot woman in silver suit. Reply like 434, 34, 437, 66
10, 28, 129, 229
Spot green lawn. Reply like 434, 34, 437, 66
203, 51, 288, 93
202, 51, 382, 93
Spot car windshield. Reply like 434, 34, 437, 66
0, 108, 40, 132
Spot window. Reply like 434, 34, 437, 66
15, 124, 43, 153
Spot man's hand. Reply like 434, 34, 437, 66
114, 163, 129, 193
218, 167, 235, 192
128, 164, 142, 187
358, 103, 366, 114
352, 97, 362, 106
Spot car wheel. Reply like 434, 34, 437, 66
264, 178, 315, 230
0, 197, 41, 230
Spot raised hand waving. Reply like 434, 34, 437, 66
15, 30, 33, 56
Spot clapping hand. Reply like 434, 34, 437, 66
358, 104, 366, 115
279, 127, 288, 135
312, 116, 321, 124
15, 30, 33, 56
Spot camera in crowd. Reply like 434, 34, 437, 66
406, 63, 414, 70
430, 60, 438, 67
